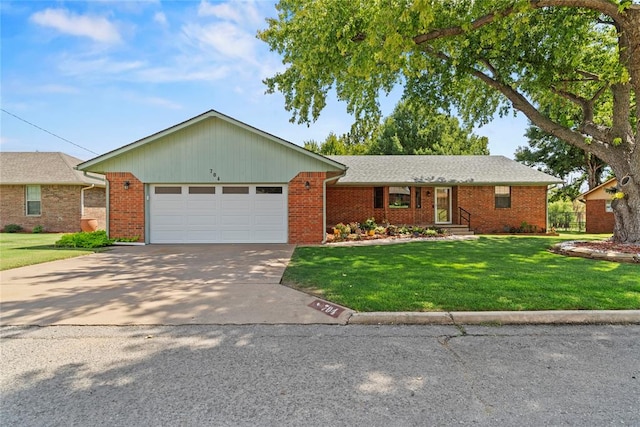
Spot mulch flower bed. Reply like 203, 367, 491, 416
569, 241, 640, 255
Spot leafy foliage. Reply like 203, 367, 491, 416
55, 230, 114, 249
2, 224, 23, 233
370, 100, 489, 155
515, 124, 608, 200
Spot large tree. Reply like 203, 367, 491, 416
259, 0, 640, 243
370, 100, 489, 154
515, 124, 608, 200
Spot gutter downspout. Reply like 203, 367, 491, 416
80, 184, 95, 217
322, 170, 348, 244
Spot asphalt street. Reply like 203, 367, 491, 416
1, 324, 639, 426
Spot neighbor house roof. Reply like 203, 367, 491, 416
328, 155, 562, 186
579, 177, 617, 201
0, 152, 105, 186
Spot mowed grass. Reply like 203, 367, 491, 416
283, 234, 640, 312
0, 233, 95, 271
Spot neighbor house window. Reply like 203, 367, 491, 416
389, 186, 410, 208
495, 186, 511, 208
374, 187, 384, 209
605, 200, 613, 213
26, 185, 41, 216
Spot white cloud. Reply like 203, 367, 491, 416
30, 8, 121, 44
153, 11, 167, 25
182, 22, 257, 61
127, 94, 182, 109
136, 65, 231, 83
58, 56, 145, 77
37, 84, 80, 94
197, 0, 261, 25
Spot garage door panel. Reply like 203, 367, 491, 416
186, 215, 218, 226
220, 214, 251, 226
150, 185, 287, 243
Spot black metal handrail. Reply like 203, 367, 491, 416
459, 207, 471, 228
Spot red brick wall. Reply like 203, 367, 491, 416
83, 187, 107, 230
585, 199, 614, 234
106, 173, 145, 242
326, 185, 548, 233
457, 185, 548, 233
0, 184, 91, 232
327, 186, 436, 226
288, 172, 329, 244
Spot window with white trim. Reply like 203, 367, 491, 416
605, 200, 613, 213
26, 185, 41, 216
495, 186, 511, 209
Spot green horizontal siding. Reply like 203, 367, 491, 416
87, 118, 341, 183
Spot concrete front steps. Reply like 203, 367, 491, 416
439, 224, 474, 236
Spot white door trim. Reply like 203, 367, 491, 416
434, 187, 452, 224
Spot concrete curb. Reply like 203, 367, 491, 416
347, 310, 640, 325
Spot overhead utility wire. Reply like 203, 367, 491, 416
1, 108, 99, 155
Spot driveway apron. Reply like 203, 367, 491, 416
0, 244, 352, 325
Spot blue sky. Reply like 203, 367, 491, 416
1, 0, 530, 161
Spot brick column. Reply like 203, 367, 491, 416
288, 172, 328, 244
106, 172, 144, 242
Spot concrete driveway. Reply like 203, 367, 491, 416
0, 244, 352, 325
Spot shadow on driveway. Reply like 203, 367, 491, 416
0, 244, 351, 325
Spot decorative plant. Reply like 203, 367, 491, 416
333, 223, 351, 239
362, 217, 377, 231
32, 225, 44, 234
2, 224, 23, 233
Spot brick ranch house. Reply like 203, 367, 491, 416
77, 110, 560, 244
579, 177, 617, 234
0, 152, 106, 233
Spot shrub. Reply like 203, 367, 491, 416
32, 225, 44, 234
55, 230, 114, 248
425, 229, 438, 237
2, 224, 23, 233
333, 223, 351, 239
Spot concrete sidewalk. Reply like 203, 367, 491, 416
347, 310, 640, 325
0, 244, 354, 326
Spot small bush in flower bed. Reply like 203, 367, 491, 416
55, 230, 114, 248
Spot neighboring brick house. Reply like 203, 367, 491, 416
0, 152, 106, 233
580, 178, 617, 234
77, 110, 560, 244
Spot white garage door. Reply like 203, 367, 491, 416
150, 185, 287, 243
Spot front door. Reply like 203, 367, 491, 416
435, 187, 452, 224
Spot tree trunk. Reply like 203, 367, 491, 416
611, 175, 640, 244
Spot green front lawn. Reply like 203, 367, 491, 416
0, 233, 96, 271
283, 234, 640, 312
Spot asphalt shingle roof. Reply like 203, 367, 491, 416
0, 152, 105, 186
328, 155, 562, 185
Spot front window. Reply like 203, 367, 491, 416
389, 186, 410, 208
495, 186, 511, 209
26, 185, 41, 216
415, 187, 422, 208
605, 200, 613, 213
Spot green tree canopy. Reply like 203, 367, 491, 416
515, 124, 608, 200
259, 0, 640, 243
370, 100, 489, 155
